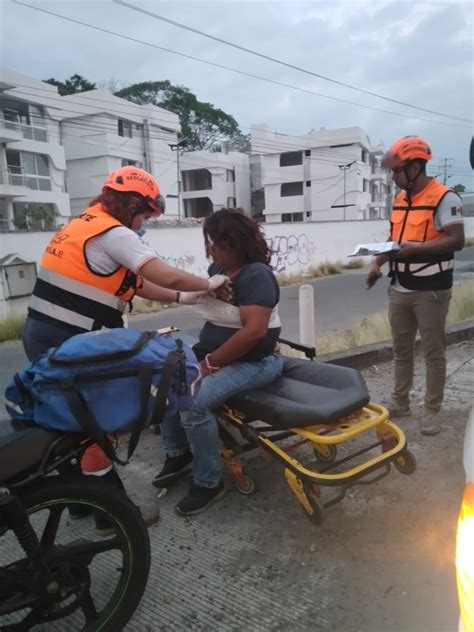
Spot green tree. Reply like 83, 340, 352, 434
115, 80, 243, 150
453, 184, 466, 193
44, 74, 96, 96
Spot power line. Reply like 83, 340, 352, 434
13, 80, 466, 165
114, 0, 473, 125
10, 0, 473, 130
4, 89, 390, 165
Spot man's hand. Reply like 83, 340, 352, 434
366, 263, 382, 289
394, 241, 423, 259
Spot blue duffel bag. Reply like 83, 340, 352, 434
4, 328, 201, 464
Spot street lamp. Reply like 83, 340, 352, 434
168, 139, 188, 223
338, 160, 356, 221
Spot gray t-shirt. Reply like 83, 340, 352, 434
193, 261, 281, 362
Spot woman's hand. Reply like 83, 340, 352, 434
178, 291, 207, 305
208, 274, 230, 291
199, 360, 212, 378
211, 280, 233, 302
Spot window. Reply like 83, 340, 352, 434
306, 180, 311, 187
361, 149, 367, 163
118, 119, 133, 138
227, 197, 236, 208
279, 151, 303, 167
282, 212, 304, 222
363, 179, 369, 192
6, 150, 51, 190
121, 158, 143, 168
226, 169, 235, 182
13, 202, 57, 230
304, 149, 311, 157
281, 181, 303, 197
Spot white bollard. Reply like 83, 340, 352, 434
299, 284, 315, 348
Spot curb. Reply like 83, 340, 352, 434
318, 320, 474, 369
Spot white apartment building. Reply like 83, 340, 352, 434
180, 149, 250, 218
0, 68, 70, 232
57, 90, 181, 217
251, 124, 392, 223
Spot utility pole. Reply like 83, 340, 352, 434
168, 139, 188, 222
338, 161, 355, 220
440, 158, 455, 184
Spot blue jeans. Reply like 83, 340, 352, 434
160, 353, 284, 488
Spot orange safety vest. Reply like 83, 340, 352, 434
29, 204, 140, 332
389, 179, 457, 291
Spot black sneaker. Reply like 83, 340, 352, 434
152, 451, 193, 488
175, 480, 226, 516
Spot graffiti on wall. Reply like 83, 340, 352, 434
156, 252, 196, 270
266, 234, 316, 273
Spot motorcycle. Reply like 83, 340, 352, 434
0, 420, 150, 631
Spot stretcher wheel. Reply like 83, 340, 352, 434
313, 444, 337, 464
393, 449, 417, 475
304, 491, 325, 525
234, 474, 256, 495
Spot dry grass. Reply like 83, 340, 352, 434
448, 279, 474, 324
343, 258, 365, 270
131, 297, 175, 315
465, 237, 474, 247
282, 279, 474, 356
0, 315, 25, 343
277, 260, 343, 286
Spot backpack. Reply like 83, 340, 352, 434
4, 328, 201, 465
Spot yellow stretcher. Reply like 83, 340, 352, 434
215, 339, 416, 524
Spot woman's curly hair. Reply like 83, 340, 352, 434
89, 188, 146, 227
203, 208, 272, 265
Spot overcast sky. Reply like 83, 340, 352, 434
1, 0, 473, 187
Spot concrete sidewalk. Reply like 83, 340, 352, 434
119, 340, 473, 632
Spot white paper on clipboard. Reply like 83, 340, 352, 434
348, 241, 400, 257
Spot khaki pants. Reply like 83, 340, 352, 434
388, 286, 452, 412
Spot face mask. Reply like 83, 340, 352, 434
134, 221, 148, 238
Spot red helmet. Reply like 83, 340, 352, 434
103, 166, 164, 216
382, 136, 432, 169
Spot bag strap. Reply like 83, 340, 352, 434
65, 386, 127, 466
126, 363, 154, 461
64, 363, 155, 466
148, 348, 185, 426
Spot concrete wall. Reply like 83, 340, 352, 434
1, 217, 473, 319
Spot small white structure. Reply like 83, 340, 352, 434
251, 124, 392, 223
0, 253, 36, 319
180, 149, 251, 218
0, 67, 71, 232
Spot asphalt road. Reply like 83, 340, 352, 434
132, 247, 474, 343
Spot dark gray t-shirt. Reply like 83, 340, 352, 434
193, 261, 281, 362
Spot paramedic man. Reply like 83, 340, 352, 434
22, 166, 229, 535
366, 136, 464, 436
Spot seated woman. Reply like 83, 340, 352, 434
153, 208, 283, 515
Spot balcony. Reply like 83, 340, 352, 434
370, 167, 386, 180
0, 118, 48, 143
0, 166, 55, 198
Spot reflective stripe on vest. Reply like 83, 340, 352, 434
31, 204, 136, 331
389, 179, 457, 291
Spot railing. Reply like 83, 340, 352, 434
0, 166, 52, 191
1, 118, 48, 142
0, 166, 28, 187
